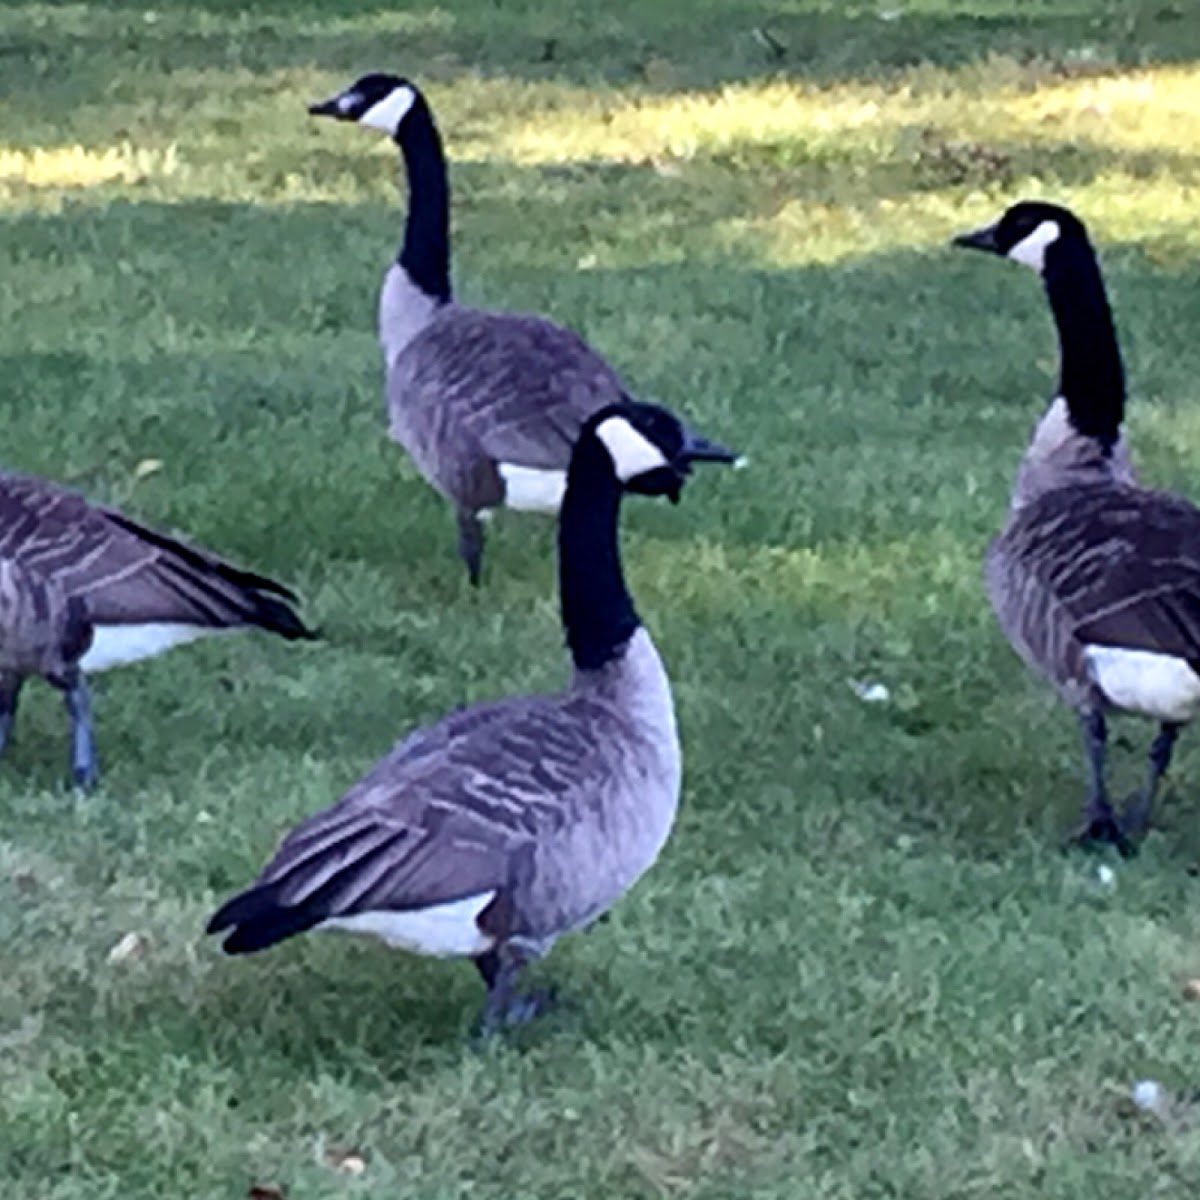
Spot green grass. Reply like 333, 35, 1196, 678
3, 0, 1200, 1195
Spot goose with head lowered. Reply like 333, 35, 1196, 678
309, 72, 720, 585
208, 401, 736, 1036
0, 472, 314, 789
954, 199, 1200, 853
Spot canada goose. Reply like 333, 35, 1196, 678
208, 401, 735, 1035
954, 199, 1198, 852
309, 72, 704, 585
0, 472, 313, 789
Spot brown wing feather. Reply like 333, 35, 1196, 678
388, 307, 628, 506
208, 694, 609, 950
0, 473, 312, 638
1001, 483, 1200, 664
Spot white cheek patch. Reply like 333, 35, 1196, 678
359, 85, 417, 134
595, 416, 669, 482
1008, 219, 1061, 272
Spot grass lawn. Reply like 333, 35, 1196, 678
3, 0, 1200, 1194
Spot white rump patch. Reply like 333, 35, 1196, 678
81, 622, 212, 672
595, 416, 669, 482
359, 85, 417, 134
1085, 645, 1200, 723
319, 891, 497, 958
1008, 219, 1061, 272
498, 463, 567, 513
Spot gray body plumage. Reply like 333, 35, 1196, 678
0, 470, 311, 784
986, 396, 1144, 710
0, 555, 88, 684
217, 627, 679, 958
381, 264, 628, 515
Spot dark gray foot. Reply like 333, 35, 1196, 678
1066, 709, 1133, 854
472, 944, 556, 1040
456, 510, 484, 587
62, 676, 99, 791
476, 986, 557, 1040
1064, 801, 1135, 857
0, 677, 21, 763
1118, 794, 1155, 842
1117, 722, 1181, 843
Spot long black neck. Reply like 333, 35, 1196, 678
393, 93, 451, 303
559, 437, 640, 672
1043, 239, 1124, 450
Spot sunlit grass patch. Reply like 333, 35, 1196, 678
464, 62, 1200, 169
0, 143, 179, 192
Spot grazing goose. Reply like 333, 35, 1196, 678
0, 472, 313, 789
954, 199, 1199, 852
309, 72, 702, 585
208, 401, 735, 1035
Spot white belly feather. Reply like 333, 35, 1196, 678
81, 622, 214, 672
1085, 644, 1200, 723
319, 891, 497, 958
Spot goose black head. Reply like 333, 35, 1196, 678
308, 73, 421, 136
952, 201, 1091, 275
587, 402, 738, 503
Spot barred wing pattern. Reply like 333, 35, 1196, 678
210, 692, 614, 947
0, 556, 90, 679
0, 473, 310, 638
988, 483, 1200, 698
387, 307, 629, 509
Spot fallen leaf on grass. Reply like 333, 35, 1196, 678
133, 458, 164, 479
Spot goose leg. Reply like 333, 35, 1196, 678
0, 675, 23, 763
1119, 722, 1181, 839
61, 674, 99, 791
456, 509, 485, 587
1066, 709, 1130, 853
475, 944, 556, 1038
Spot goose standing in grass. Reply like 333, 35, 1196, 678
954, 199, 1200, 853
309, 72, 708, 585
208, 401, 735, 1035
0, 472, 313, 789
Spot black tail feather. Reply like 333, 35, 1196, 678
102, 509, 318, 640
206, 882, 325, 954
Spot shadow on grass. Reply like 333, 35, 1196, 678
1, 0, 1198, 122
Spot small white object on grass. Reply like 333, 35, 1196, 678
1132, 1080, 1166, 1114
1097, 864, 1116, 888
106, 931, 149, 964
849, 679, 891, 704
